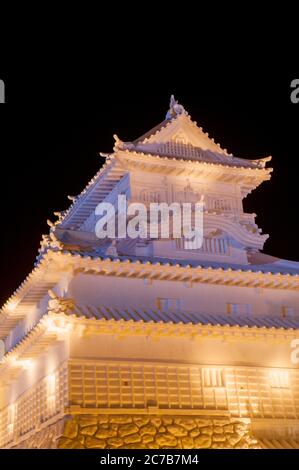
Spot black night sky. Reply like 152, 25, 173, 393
0, 71, 298, 305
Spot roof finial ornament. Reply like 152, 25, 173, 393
166, 95, 186, 119
113, 134, 124, 151
113, 134, 134, 152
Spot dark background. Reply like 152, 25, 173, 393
0, 71, 298, 305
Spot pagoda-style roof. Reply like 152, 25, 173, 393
63, 250, 299, 276
1, 248, 299, 340
54, 96, 272, 231
1, 305, 298, 386
114, 95, 272, 170
60, 302, 299, 330
0, 97, 296, 351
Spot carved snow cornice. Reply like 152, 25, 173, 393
0, 317, 60, 384
0, 309, 298, 386
58, 251, 299, 290
115, 150, 272, 185
0, 250, 69, 338
202, 213, 268, 249
1, 247, 299, 343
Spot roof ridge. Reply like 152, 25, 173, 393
120, 148, 272, 171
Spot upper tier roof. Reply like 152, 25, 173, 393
113, 95, 271, 170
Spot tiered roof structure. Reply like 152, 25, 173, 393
0, 97, 299, 449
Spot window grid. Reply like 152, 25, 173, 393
2, 362, 299, 447
68, 361, 299, 419
0, 364, 67, 448
176, 237, 229, 255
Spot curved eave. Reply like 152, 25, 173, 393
1, 249, 299, 340
116, 149, 273, 176
1, 311, 298, 383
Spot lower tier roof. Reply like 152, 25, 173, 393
65, 303, 299, 330
65, 250, 299, 276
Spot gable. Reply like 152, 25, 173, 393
136, 113, 229, 156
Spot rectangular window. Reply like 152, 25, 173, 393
269, 370, 289, 388
227, 303, 251, 315
281, 306, 298, 318
157, 298, 182, 311
7, 404, 16, 436
202, 368, 224, 387
213, 199, 232, 212
176, 237, 228, 255
47, 373, 56, 414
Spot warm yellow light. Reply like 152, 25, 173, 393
47, 373, 56, 396
269, 370, 289, 388
6, 301, 18, 312
7, 403, 16, 436
46, 373, 56, 414
10, 358, 33, 370
21, 359, 33, 370
44, 317, 72, 335
202, 367, 224, 387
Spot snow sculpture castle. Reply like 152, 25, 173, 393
1, 97, 299, 449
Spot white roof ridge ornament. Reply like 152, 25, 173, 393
113, 134, 135, 151
166, 95, 187, 120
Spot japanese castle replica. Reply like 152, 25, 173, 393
1, 97, 299, 449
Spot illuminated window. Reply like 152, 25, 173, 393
227, 303, 251, 315
202, 368, 224, 387
47, 373, 56, 413
269, 370, 289, 388
7, 404, 16, 437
